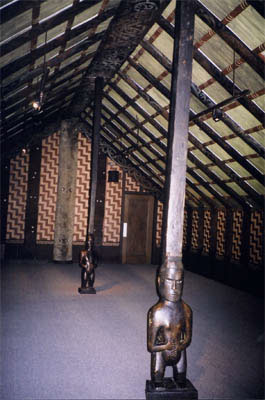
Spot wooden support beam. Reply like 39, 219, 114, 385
1, 30, 104, 80
162, 0, 195, 261
187, 168, 234, 208
188, 152, 253, 209
190, 110, 264, 185
158, 15, 264, 125
139, 40, 264, 158
108, 81, 168, 139
0, 0, 48, 24
87, 77, 104, 237
188, 133, 264, 208
0, 0, 103, 56
190, 83, 265, 158
194, 0, 264, 79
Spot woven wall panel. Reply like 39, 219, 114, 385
216, 210, 226, 257
73, 134, 91, 244
102, 158, 123, 246
203, 210, 211, 254
6, 152, 29, 241
191, 210, 199, 250
231, 210, 243, 261
36, 133, 59, 242
156, 200, 163, 247
249, 211, 264, 266
125, 173, 141, 192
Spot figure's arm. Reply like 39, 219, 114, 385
178, 303, 192, 351
147, 308, 171, 352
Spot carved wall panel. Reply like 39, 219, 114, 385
249, 210, 264, 267
231, 210, 243, 261
73, 134, 91, 244
191, 210, 199, 250
36, 133, 59, 243
102, 157, 123, 246
203, 210, 211, 254
216, 209, 226, 257
6, 152, 29, 242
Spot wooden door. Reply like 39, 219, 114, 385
122, 194, 154, 264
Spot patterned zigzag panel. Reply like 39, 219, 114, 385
156, 201, 163, 247
231, 210, 243, 261
191, 210, 199, 250
203, 210, 211, 254
125, 173, 141, 192
37, 133, 59, 242
6, 152, 29, 241
216, 210, 226, 257
73, 134, 91, 243
249, 211, 264, 266
103, 158, 123, 246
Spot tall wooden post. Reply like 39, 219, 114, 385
78, 77, 104, 294
53, 119, 78, 262
146, 2, 197, 398
87, 77, 104, 240
162, 0, 195, 265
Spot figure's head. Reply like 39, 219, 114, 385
158, 261, 184, 302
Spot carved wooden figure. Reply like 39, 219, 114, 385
147, 260, 192, 390
78, 234, 96, 294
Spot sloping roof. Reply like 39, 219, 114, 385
1, 0, 264, 209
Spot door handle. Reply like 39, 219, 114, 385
123, 222, 127, 237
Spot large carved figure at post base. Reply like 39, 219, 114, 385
78, 234, 97, 294
146, 258, 198, 399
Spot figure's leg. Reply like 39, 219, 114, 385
174, 349, 187, 387
81, 268, 87, 288
151, 352, 165, 387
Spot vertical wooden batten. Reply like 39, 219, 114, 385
53, 119, 78, 262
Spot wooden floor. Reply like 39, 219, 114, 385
1, 260, 264, 400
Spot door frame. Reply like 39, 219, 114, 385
121, 193, 154, 264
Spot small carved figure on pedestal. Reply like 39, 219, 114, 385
78, 234, 96, 294
146, 258, 198, 399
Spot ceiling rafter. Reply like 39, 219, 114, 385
194, 0, 264, 79
158, 15, 264, 125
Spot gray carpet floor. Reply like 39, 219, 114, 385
1, 260, 264, 400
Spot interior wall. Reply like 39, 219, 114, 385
2, 131, 264, 294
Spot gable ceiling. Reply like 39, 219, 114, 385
1, 0, 264, 210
